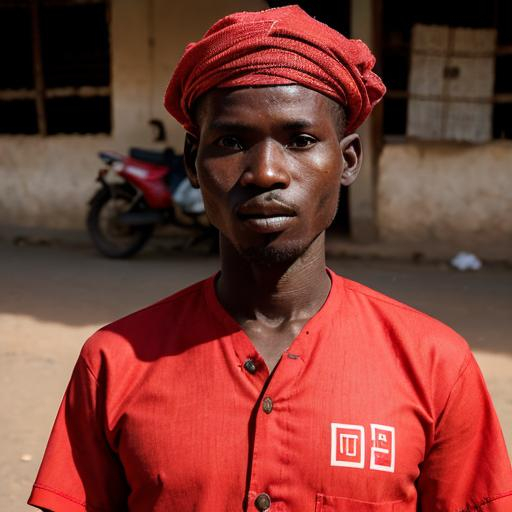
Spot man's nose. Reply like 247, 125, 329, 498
239, 140, 291, 189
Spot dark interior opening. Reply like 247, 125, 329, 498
0, 1, 110, 135
0, 6, 34, 90
41, 3, 110, 88
46, 96, 111, 135
0, 100, 38, 135
266, 1, 350, 35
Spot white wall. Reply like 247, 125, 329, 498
378, 141, 512, 246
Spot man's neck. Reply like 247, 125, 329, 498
216, 233, 331, 326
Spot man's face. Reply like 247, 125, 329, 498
185, 85, 361, 263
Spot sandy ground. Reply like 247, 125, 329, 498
1, 241, 511, 511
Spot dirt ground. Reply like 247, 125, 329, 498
1, 241, 511, 511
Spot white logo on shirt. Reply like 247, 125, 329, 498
331, 423, 395, 472
331, 423, 365, 468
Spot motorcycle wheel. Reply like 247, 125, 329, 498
87, 184, 153, 258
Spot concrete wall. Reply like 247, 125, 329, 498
0, 136, 110, 230
377, 142, 512, 246
0, 0, 266, 232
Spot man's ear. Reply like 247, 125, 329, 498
184, 132, 200, 188
340, 133, 362, 186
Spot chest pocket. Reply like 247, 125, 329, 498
316, 494, 406, 511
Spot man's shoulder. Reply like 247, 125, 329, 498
80, 276, 214, 371
335, 274, 474, 409
337, 273, 470, 355
342, 275, 423, 313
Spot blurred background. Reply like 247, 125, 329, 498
0, 0, 511, 510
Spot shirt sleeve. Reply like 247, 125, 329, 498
417, 353, 512, 511
28, 355, 129, 511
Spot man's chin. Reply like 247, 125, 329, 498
239, 241, 310, 266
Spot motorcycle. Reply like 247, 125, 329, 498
87, 147, 216, 258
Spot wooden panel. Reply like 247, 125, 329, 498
407, 23, 497, 143
452, 27, 496, 55
409, 55, 445, 96
411, 24, 449, 53
446, 56, 495, 99
407, 99, 443, 139
445, 102, 493, 142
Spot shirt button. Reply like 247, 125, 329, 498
244, 359, 257, 374
262, 397, 273, 414
254, 492, 271, 511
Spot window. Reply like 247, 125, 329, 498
407, 24, 496, 143
381, 0, 512, 141
0, 0, 110, 135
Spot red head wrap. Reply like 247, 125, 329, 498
164, 5, 385, 134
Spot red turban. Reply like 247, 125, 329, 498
164, 5, 385, 134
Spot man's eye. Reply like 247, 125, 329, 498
287, 135, 317, 148
217, 136, 243, 150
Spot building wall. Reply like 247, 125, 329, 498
0, 0, 266, 232
1, 0, 511, 248
377, 141, 512, 245
0, 135, 110, 229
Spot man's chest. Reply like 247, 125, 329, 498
109, 350, 428, 511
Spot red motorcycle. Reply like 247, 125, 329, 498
87, 147, 214, 258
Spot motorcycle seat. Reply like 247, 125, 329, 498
130, 147, 175, 166
99, 151, 123, 164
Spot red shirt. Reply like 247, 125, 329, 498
29, 270, 512, 511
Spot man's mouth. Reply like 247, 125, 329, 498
236, 201, 297, 234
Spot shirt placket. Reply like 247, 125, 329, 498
242, 348, 306, 512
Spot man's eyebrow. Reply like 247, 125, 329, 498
208, 120, 252, 132
207, 118, 316, 132
280, 119, 315, 130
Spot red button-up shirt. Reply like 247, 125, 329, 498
29, 270, 512, 511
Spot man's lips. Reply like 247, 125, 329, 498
236, 199, 296, 217
236, 200, 297, 233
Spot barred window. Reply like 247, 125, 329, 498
0, 0, 110, 135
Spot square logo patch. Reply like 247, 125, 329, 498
370, 424, 395, 472
330, 423, 365, 468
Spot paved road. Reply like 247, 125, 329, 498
1, 241, 511, 511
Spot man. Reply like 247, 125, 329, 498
29, 6, 512, 511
